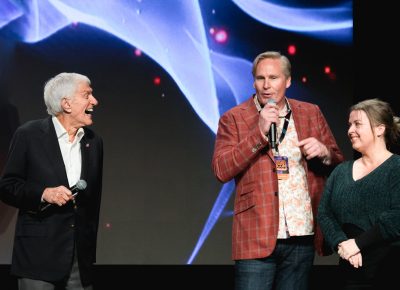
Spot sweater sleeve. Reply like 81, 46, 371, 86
317, 164, 348, 251
375, 158, 400, 241
357, 156, 400, 248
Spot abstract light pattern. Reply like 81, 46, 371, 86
0, 0, 352, 264
232, 0, 352, 43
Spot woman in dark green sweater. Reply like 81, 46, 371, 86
318, 98, 400, 289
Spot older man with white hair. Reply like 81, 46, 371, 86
0, 72, 103, 290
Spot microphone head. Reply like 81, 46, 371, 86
267, 99, 276, 105
76, 179, 87, 190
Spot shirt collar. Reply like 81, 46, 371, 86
52, 116, 85, 142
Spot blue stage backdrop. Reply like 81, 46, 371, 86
0, 0, 353, 265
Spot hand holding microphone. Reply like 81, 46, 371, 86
40, 179, 87, 211
69, 179, 87, 197
258, 99, 278, 150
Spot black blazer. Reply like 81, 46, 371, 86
0, 117, 103, 286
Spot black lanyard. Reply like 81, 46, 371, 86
272, 109, 292, 156
277, 110, 292, 146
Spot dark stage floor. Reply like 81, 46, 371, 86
1, 265, 342, 290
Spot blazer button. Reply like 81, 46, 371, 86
272, 168, 276, 173
70, 224, 75, 228
274, 192, 278, 196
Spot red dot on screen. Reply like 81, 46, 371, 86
215, 29, 228, 43
324, 66, 331, 74
153, 77, 161, 86
134, 48, 142, 56
288, 45, 296, 55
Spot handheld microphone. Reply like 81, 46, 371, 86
40, 179, 87, 211
267, 99, 277, 150
70, 179, 87, 197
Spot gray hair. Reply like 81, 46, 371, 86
44, 72, 91, 116
252, 51, 291, 78
351, 98, 400, 147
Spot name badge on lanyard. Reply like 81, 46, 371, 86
274, 155, 289, 180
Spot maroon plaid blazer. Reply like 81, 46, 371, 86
212, 97, 344, 260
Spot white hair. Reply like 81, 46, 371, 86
43, 72, 91, 116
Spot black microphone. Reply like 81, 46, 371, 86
267, 99, 277, 150
40, 179, 87, 211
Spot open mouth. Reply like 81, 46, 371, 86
85, 108, 93, 114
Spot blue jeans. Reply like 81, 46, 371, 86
235, 236, 315, 290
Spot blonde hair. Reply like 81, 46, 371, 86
252, 51, 291, 78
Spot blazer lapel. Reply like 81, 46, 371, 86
40, 117, 69, 186
288, 99, 305, 141
240, 97, 275, 161
80, 134, 90, 183
240, 97, 259, 130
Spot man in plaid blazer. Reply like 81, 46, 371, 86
212, 51, 344, 290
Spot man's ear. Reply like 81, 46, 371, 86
286, 76, 291, 89
61, 97, 72, 113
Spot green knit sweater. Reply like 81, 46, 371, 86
318, 154, 400, 251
